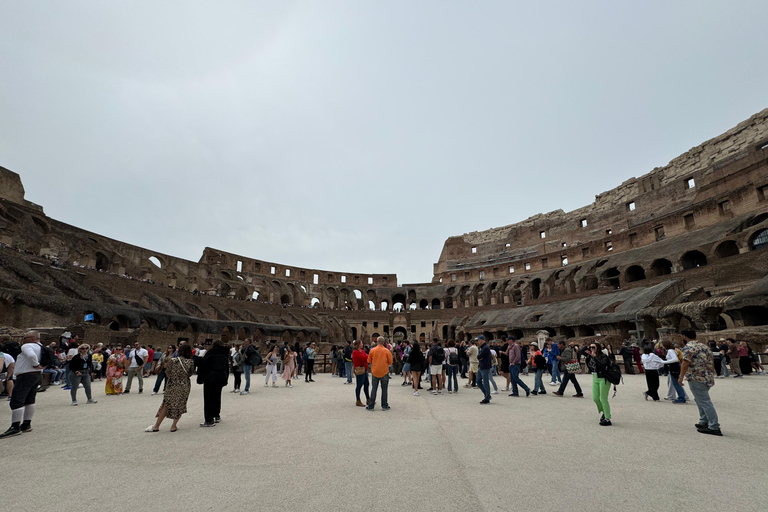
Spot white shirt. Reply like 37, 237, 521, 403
641, 353, 666, 371
16, 343, 42, 374
664, 349, 679, 364
128, 348, 149, 369
1, 352, 14, 374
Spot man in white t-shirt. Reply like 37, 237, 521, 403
1, 350, 15, 397
124, 342, 149, 394
0, 331, 43, 438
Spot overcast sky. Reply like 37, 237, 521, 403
1, 2, 766, 285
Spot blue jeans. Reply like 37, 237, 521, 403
508, 364, 530, 395
477, 369, 491, 401
242, 364, 252, 391
688, 380, 720, 430
355, 371, 370, 402
550, 362, 561, 384
446, 365, 459, 392
670, 373, 686, 401
345, 362, 353, 383
488, 370, 498, 391
153, 370, 166, 393
368, 374, 389, 409
534, 369, 545, 392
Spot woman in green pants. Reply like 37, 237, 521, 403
579, 342, 613, 426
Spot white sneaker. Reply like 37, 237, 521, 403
549, 382, 557, 386
71, 401, 78, 406
491, 390, 499, 394
288, 383, 293, 388
501, 387, 509, 391
448, 390, 453, 394
438, 390, 443, 394
151, 392, 158, 395
272, 383, 278, 387
414, 391, 420, 396
240, 391, 249, 395
432, 390, 437, 395
265, 383, 269, 387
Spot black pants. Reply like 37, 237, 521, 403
233, 371, 241, 390
557, 371, 582, 395
305, 360, 314, 381
644, 369, 660, 401
714, 358, 722, 376
623, 358, 635, 374
10, 373, 42, 410
203, 382, 224, 423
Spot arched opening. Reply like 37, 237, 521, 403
419, 299, 429, 310
368, 300, 376, 311
280, 294, 291, 305
431, 298, 441, 310
148, 256, 162, 269
392, 293, 406, 306
746, 212, 768, 227
409, 301, 417, 310
392, 302, 405, 312
221, 327, 233, 343
238, 327, 250, 340
741, 306, 768, 326
582, 275, 598, 291
380, 300, 389, 311
649, 259, 673, 277
107, 320, 120, 331
531, 279, 541, 300
512, 290, 522, 305
235, 286, 249, 300
510, 329, 524, 340
442, 325, 448, 339
715, 240, 740, 259
545, 327, 556, 337
95, 252, 110, 271
351, 327, 358, 340
604, 267, 621, 289
750, 229, 768, 251
625, 265, 646, 282
310, 297, 320, 307
559, 326, 575, 338
443, 296, 453, 309
393, 326, 408, 341
577, 325, 595, 337
252, 291, 260, 301
681, 250, 707, 270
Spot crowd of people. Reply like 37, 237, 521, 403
1, 328, 765, 438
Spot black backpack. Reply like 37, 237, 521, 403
38, 343, 56, 369
604, 360, 623, 386
448, 349, 460, 366
431, 346, 445, 365
2, 341, 21, 360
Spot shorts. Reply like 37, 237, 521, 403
10, 372, 41, 410
470, 363, 479, 373
402, 363, 411, 373
430, 365, 442, 376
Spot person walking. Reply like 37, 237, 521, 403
0, 332, 44, 438
124, 341, 148, 394
240, 338, 258, 395
145, 344, 195, 432
476, 336, 492, 404
282, 345, 296, 388
263, 346, 278, 388
553, 341, 583, 398
366, 336, 392, 411
506, 338, 531, 397
661, 340, 687, 404
407, 341, 425, 396
498, 336, 511, 391
445, 340, 460, 394
579, 342, 613, 426
305, 342, 316, 382
727, 339, 742, 378
529, 342, 547, 395
679, 329, 722, 436
230, 344, 243, 393
640, 346, 665, 401
352, 340, 370, 407
68, 344, 97, 406
198, 340, 229, 427
548, 339, 562, 386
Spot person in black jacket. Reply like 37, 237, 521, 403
579, 342, 612, 426
407, 341, 425, 396
197, 340, 229, 427
69, 344, 97, 406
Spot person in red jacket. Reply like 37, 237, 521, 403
351, 341, 370, 407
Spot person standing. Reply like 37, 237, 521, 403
68, 344, 97, 406
727, 339, 742, 378
230, 344, 243, 393
124, 341, 148, 394
407, 341, 425, 396
263, 346, 278, 388
352, 340, 370, 407
506, 338, 531, 397
152, 345, 175, 395
366, 337, 392, 411
465, 339, 479, 389
679, 329, 722, 436
282, 345, 296, 388
145, 343, 195, 432
105, 347, 127, 395
553, 341, 583, 398
640, 346, 665, 401
305, 342, 316, 383
580, 342, 613, 426
548, 340, 562, 386
661, 340, 687, 404
476, 336, 492, 404
198, 340, 229, 427
240, 338, 259, 394
0, 332, 43, 438
444, 340, 460, 394
343, 341, 354, 385
401, 340, 412, 387
498, 336, 511, 391
427, 339, 445, 395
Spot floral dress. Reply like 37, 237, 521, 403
105, 354, 127, 395
158, 357, 195, 419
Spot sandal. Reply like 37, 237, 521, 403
170, 427, 178, 432
144, 426, 159, 433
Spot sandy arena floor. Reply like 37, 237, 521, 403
3, 370, 766, 512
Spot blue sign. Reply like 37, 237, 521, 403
84, 313, 95, 322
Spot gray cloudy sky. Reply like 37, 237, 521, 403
1, 1, 766, 285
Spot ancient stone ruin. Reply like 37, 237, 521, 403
1, 109, 768, 352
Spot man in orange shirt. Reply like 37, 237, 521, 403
366, 336, 393, 411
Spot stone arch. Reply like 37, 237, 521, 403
280, 294, 291, 305
559, 326, 575, 338
510, 329, 524, 340
530, 279, 541, 300
148, 255, 163, 269
649, 258, 673, 277
681, 250, 707, 270
95, 252, 110, 271
625, 265, 646, 282
714, 240, 740, 259
577, 325, 595, 337
581, 275, 598, 291
419, 299, 429, 310
749, 228, 768, 251
431, 298, 441, 309
603, 268, 621, 289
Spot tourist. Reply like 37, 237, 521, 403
476, 335, 492, 404
529, 342, 547, 395
1, 348, 15, 398
145, 343, 195, 432
465, 338, 478, 389
352, 340, 370, 407
343, 341, 354, 385
305, 342, 316, 382
198, 340, 229, 427
737, 341, 752, 376
678, 329, 722, 436
547, 342, 563, 386
143, 345, 154, 378
230, 344, 243, 393
750, 346, 765, 374
282, 345, 296, 388
407, 341, 425, 396
401, 340, 412, 387
632, 344, 644, 374
639, 346, 665, 401
0, 332, 43, 438
727, 339, 742, 378
506, 337, 531, 397
62, 337, 78, 390
263, 346, 278, 388
444, 340, 460, 394
459, 340, 468, 379
105, 347, 127, 395
579, 342, 612, 426
520, 342, 529, 376
152, 345, 175, 395
661, 340, 687, 404
717, 338, 730, 378
498, 336, 510, 391
427, 338, 445, 395
91, 346, 103, 382
124, 341, 148, 394
336, 346, 345, 379
296, 342, 304, 377
366, 336, 392, 411
709, 341, 723, 378
619, 342, 635, 375
68, 344, 97, 406
553, 341, 583, 398
329, 345, 338, 376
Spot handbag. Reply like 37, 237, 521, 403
354, 366, 365, 376
565, 360, 582, 374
